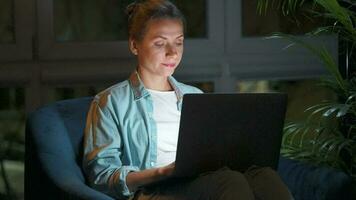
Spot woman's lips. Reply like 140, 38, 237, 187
162, 63, 176, 68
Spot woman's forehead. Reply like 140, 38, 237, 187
145, 19, 184, 38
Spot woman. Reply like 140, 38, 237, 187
83, 0, 293, 199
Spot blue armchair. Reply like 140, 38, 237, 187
25, 97, 114, 200
25, 97, 353, 200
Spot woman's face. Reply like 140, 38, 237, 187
130, 19, 184, 79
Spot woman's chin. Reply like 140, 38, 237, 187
163, 68, 176, 76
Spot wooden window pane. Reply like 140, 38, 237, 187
241, 0, 327, 37
53, 0, 207, 42
0, 0, 15, 44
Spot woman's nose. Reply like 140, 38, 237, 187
166, 44, 178, 58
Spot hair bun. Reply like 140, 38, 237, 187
126, 1, 139, 18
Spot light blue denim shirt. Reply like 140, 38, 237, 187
82, 71, 202, 199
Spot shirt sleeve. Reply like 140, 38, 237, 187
194, 87, 204, 94
82, 95, 139, 199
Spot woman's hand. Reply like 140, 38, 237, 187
157, 162, 175, 177
126, 162, 175, 192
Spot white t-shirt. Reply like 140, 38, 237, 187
147, 89, 180, 168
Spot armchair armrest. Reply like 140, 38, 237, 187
277, 157, 353, 200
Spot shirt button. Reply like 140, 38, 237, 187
150, 162, 155, 167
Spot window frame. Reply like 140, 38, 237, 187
37, 0, 224, 62
0, 0, 33, 61
225, 0, 338, 80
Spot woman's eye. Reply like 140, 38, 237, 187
154, 42, 164, 47
175, 40, 184, 46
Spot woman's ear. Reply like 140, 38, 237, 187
129, 38, 138, 55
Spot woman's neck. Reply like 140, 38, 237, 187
137, 70, 173, 91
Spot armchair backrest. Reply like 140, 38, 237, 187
26, 97, 114, 200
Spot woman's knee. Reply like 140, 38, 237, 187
244, 166, 293, 200
207, 168, 255, 199
213, 168, 246, 185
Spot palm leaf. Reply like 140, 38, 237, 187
257, 0, 307, 15
283, 122, 306, 145
346, 92, 356, 103
316, 103, 351, 117
305, 102, 334, 120
318, 77, 345, 95
259, 0, 356, 180
315, 0, 356, 40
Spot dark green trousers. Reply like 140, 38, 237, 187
132, 166, 293, 200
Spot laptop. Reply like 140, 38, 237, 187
171, 93, 287, 178
145, 93, 287, 187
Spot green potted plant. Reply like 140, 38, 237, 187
256, 0, 356, 180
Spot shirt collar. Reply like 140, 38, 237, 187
128, 71, 184, 102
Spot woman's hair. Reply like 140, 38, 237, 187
126, 0, 185, 41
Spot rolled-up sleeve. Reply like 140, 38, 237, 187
82, 95, 139, 199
